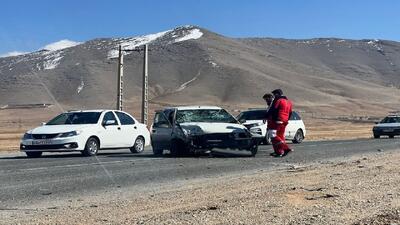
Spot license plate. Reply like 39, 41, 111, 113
32, 140, 52, 145
383, 129, 394, 132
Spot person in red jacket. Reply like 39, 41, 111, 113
268, 89, 293, 157
263, 93, 276, 135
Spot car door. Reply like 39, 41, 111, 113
100, 111, 122, 148
151, 111, 173, 150
114, 111, 138, 148
285, 112, 299, 139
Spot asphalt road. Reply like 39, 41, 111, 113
1, 138, 399, 208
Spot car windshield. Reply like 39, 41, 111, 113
46, 112, 101, 125
237, 110, 266, 121
380, 116, 400, 123
176, 109, 238, 124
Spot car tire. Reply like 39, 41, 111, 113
373, 134, 380, 139
249, 144, 258, 157
130, 136, 145, 153
170, 139, 187, 157
25, 151, 42, 158
389, 135, 395, 139
292, 129, 304, 144
82, 137, 99, 157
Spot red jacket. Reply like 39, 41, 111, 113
267, 96, 292, 124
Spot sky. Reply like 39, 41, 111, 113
1, 0, 399, 56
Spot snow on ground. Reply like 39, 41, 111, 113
175, 29, 203, 43
43, 51, 63, 70
176, 71, 201, 92
107, 30, 171, 59
0, 51, 29, 58
42, 40, 82, 51
77, 80, 84, 94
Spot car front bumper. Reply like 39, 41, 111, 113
187, 133, 257, 150
20, 137, 84, 152
373, 128, 400, 136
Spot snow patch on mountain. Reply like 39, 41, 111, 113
42, 40, 82, 51
43, 51, 63, 70
0, 51, 30, 58
107, 30, 171, 59
175, 29, 203, 43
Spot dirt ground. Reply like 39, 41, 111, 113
0, 108, 376, 152
3, 149, 399, 225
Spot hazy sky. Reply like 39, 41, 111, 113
1, 0, 399, 55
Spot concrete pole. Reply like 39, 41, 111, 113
117, 45, 124, 111
141, 44, 149, 125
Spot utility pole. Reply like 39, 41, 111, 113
115, 44, 149, 125
141, 44, 149, 126
117, 45, 124, 111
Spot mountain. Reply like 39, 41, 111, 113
1, 25, 400, 116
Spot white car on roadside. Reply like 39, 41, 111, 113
237, 109, 306, 144
20, 110, 150, 157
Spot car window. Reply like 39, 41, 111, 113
46, 112, 101, 125
115, 111, 135, 125
103, 112, 118, 125
153, 112, 171, 128
237, 110, 266, 121
176, 109, 238, 124
381, 117, 400, 123
290, 112, 300, 120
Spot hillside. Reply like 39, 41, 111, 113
1, 25, 400, 116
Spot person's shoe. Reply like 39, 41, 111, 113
271, 152, 285, 157
283, 149, 293, 156
270, 152, 283, 157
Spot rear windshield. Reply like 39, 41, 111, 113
46, 112, 101, 125
380, 117, 400, 123
237, 110, 266, 121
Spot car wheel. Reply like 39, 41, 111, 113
170, 139, 188, 157
373, 134, 380, 139
130, 136, 145, 153
25, 151, 42, 158
292, 129, 304, 144
389, 135, 395, 139
82, 137, 99, 156
249, 144, 258, 157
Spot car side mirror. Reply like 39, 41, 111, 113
375, 122, 379, 124
41, 122, 46, 126
103, 120, 116, 126
239, 118, 246, 123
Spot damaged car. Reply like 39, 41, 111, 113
150, 106, 259, 156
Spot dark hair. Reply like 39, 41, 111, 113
272, 89, 283, 96
263, 93, 273, 99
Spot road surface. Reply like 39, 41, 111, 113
0, 138, 399, 208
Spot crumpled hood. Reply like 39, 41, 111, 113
179, 122, 247, 135
29, 125, 92, 134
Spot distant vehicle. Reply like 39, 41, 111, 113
150, 106, 259, 156
20, 110, 150, 157
373, 115, 400, 139
237, 109, 306, 144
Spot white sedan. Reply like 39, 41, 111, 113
20, 110, 150, 157
237, 109, 306, 144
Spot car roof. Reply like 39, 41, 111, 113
66, 109, 112, 113
387, 114, 400, 117
165, 106, 222, 110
